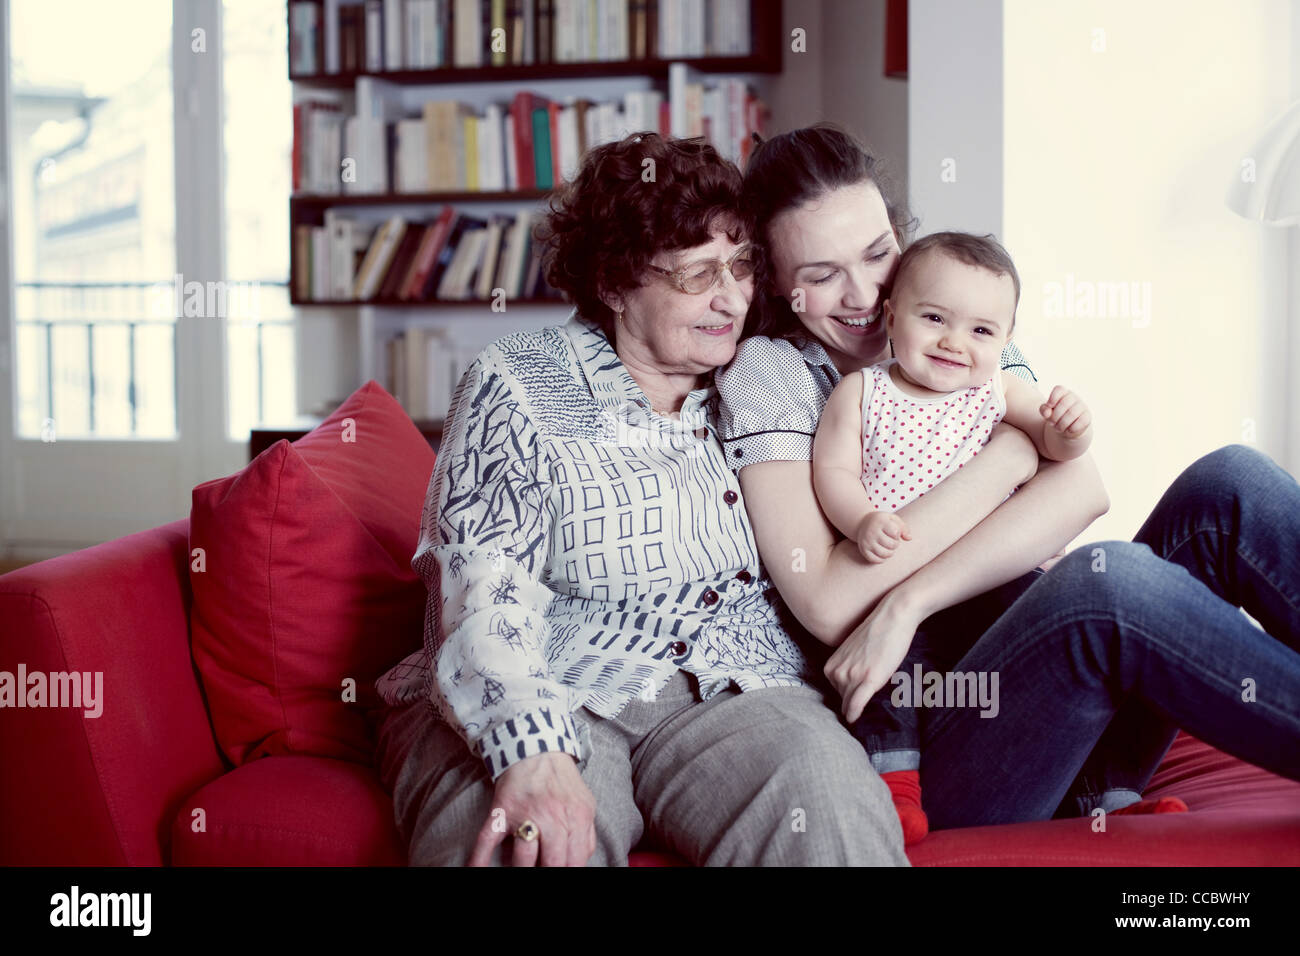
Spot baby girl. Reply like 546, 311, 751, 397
811, 231, 1093, 843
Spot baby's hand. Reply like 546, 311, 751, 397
854, 511, 912, 563
1039, 386, 1092, 440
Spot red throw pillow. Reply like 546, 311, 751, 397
189, 381, 434, 766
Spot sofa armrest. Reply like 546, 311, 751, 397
0, 518, 227, 864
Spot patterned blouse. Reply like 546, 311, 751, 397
714, 331, 1037, 469
376, 311, 818, 780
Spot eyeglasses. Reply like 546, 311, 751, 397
647, 245, 756, 295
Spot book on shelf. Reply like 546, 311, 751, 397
351, 215, 409, 298
383, 326, 484, 420
294, 207, 560, 303
289, 3, 322, 75
325, 210, 378, 298
365, 1, 385, 70
290, 0, 754, 76
338, 3, 366, 71
376, 224, 425, 299
292, 99, 343, 194
400, 205, 457, 298
292, 78, 764, 195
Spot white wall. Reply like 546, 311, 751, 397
1288, 5, 1300, 478
821, 0, 909, 201
766, 0, 908, 198
1002, 0, 1294, 541
765, 0, 823, 133
908, 0, 1003, 235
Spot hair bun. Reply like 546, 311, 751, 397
751, 131, 765, 146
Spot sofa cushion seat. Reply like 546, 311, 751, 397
906, 733, 1300, 866
162, 732, 1300, 867
170, 755, 406, 866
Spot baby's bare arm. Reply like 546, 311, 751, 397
812, 372, 876, 542
1001, 372, 1093, 460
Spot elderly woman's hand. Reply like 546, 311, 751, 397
469, 752, 598, 867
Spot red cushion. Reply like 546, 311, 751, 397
629, 850, 689, 866
170, 756, 405, 865
907, 734, 1300, 866
189, 381, 434, 766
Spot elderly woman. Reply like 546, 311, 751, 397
372, 132, 907, 866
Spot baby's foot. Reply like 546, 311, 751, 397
1110, 796, 1189, 815
882, 769, 929, 844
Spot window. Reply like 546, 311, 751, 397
8, 0, 176, 439
222, 0, 295, 439
6, 0, 297, 444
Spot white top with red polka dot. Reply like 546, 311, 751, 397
859, 359, 1007, 512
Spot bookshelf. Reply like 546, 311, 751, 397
291, 188, 548, 206
286, 0, 782, 423
291, 294, 558, 307
290, 54, 782, 87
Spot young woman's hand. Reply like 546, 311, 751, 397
854, 511, 912, 563
824, 589, 926, 723
1039, 547, 1070, 572
470, 752, 597, 867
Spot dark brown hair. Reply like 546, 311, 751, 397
893, 231, 1020, 332
535, 132, 749, 339
741, 122, 915, 340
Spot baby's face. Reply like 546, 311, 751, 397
885, 251, 1016, 393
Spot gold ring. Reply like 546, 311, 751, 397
515, 819, 540, 842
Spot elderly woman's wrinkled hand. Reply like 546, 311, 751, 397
469, 752, 597, 867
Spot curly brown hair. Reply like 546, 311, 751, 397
534, 132, 751, 339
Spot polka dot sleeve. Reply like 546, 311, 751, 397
714, 336, 836, 470
1000, 340, 1037, 383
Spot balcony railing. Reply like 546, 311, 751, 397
13, 280, 294, 440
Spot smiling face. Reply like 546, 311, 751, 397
608, 225, 753, 376
884, 249, 1016, 395
766, 180, 901, 374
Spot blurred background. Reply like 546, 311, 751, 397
0, 0, 1295, 564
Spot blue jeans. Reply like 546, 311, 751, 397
914, 444, 1300, 829
848, 572, 1045, 774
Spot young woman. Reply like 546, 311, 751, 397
715, 123, 1300, 832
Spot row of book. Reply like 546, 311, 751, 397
289, 0, 754, 75
293, 71, 765, 194
293, 207, 563, 302
384, 326, 484, 420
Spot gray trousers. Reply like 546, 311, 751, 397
374, 668, 909, 866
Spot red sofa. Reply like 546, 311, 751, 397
3, 395, 1299, 867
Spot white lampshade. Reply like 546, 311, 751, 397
1227, 99, 1300, 226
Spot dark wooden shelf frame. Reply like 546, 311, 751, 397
288, 295, 567, 308
291, 189, 551, 207
289, 52, 781, 89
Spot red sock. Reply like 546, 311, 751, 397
882, 769, 929, 844
1110, 796, 1189, 815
